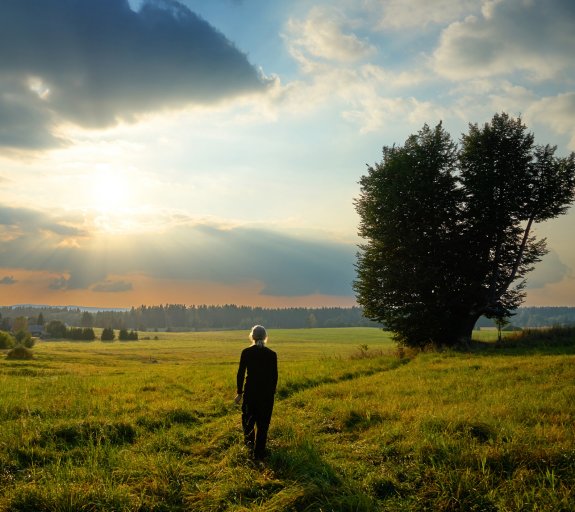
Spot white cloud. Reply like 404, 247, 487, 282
526, 249, 571, 289
342, 95, 446, 134
526, 93, 575, 150
285, 6, 376, 64
367, 0, 480, 29
433, 0, 575, 81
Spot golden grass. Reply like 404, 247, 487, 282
0, 327, 573, 511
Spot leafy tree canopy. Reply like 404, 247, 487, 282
354, 113, 575, 348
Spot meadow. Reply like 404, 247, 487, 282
0, 327, 574, 511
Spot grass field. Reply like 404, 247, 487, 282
1, 327, 574, 511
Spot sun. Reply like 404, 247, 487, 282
86, 167, 147, 233
90, 167, 135, 214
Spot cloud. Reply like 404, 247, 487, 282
0, 205, 356, 298
526, 250, 572, 289
433, 0, 575, 81
285, 6, 376, 66
0, 206, 87, 237
277, 4, 438, 132
49, 277, 71, 291
0, 0, 268, 150
118, 224, 357, 297
0, 276, 16, 285
526, 93, 575, 150
368, 0, 480, 30
92, 280, 134, 293
0, 79, 63, 150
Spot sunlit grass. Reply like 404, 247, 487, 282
0, 327, 573, 510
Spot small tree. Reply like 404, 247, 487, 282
119, 329, 138, 341
15, 330, 34, 348
82, 328, 96, 341
12, 316, 28, 333
101, 327, 115, 341
68, 327, 82, 339
494, 316, 510, 344
46, 320, 68, 338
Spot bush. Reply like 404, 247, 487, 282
46, 320, 67, 338
6, 346, 34, 360
66, 327, 96, 341
119, 329, 138, 341
81, 328, 96, 341
0, 330, 15, 349
101, 327, 115, 341
15, 330, 35, 348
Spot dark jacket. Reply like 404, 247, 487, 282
236, 345, 278, 400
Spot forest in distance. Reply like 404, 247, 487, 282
2, 304, 575, 332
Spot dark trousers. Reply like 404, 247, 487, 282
242, 397, 274, 459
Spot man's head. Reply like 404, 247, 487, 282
250, 325, 267, 345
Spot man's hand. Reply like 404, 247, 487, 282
234, 393, 242, 405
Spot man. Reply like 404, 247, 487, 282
235, 325, 278, 460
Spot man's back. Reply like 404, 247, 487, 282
237, 345, 278, 399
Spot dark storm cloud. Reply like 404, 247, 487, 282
0, 276, 17, 285
0, 0, 268, 149
0, 205, 355, 297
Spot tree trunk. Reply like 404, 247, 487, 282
449, 312, 482, 348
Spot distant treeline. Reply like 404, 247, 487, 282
0, 305, 381, 331
475, 307, 575, 329
1, 305, 574, 332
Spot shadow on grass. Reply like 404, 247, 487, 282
276, 357, 411, 400
470, 326, 575, 356
266, 439, 377, 511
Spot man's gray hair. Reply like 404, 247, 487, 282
250, 325, 267, 346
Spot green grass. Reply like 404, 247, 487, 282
0, 327, 574, 511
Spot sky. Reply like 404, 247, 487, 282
1, 0, 574, 309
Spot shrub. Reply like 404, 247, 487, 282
81, 328, 96, 341
119, 329, 138, 341
15, 330, 35, 348
46, 320, 67, 338
68, 327, 82, 340
0, 330, 15, 349
6, 346, 34, 360
101, 327, 115, 341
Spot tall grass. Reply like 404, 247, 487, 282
0, 327, 573, 510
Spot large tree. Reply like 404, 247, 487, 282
355, 113, 575, 347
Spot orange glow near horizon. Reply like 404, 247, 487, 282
0, 269, 358, 309
2, 268, 574, 311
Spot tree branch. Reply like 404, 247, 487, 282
495, 215, 534, 300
